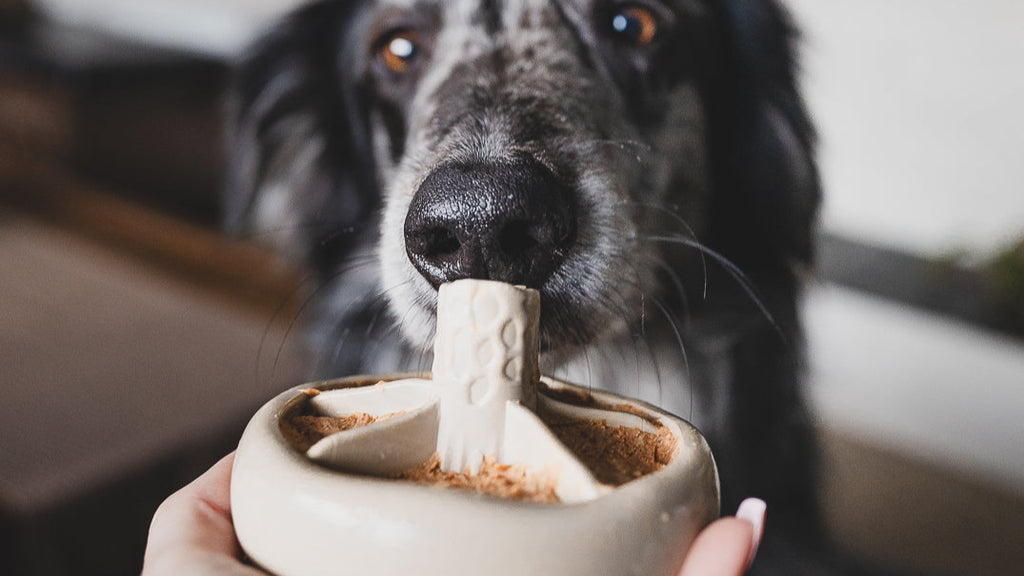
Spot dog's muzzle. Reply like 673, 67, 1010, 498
404, 158, 577, 289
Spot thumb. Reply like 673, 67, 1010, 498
142, 453, 265, 576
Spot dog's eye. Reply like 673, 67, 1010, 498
610, 5, 659, 46
379, 31, 419, 74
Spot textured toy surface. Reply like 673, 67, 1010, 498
432, 280, 540, 473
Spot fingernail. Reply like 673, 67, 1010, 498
736, 498, 766, 570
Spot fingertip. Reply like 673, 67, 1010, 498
735, 498, 766, 569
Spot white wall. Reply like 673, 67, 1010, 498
33, 0, 306, 57
787, 0, 1024, 492
805, 285, 1024, 493
787, 0, 1024, 261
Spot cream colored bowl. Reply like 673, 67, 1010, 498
232, 373, 719, 576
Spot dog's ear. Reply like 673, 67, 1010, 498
223, 0, 377, 265
701, 0, 821, 269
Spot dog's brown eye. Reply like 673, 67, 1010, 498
380, 31, 419, 74
611, 5, 658, 46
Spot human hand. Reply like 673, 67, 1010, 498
142, 453, 764, 576
141, 453, 266, 576
679, 498, 766, 576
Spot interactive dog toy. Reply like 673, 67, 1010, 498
232, 279, 719, 575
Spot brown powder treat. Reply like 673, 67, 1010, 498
281, 412, 391, 452
539, 412, 677, 486
394, 453, 560, 504
280, 384, 675, 499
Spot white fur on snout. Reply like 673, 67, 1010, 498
377, 2, 520, 347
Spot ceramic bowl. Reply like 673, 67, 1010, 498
232, 373, 719, 576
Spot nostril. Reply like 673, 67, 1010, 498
498, 220, 540, 258
405, 224, 468, 288
413, 227, 460, 257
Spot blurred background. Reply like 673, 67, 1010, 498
1, 0, 1021, 575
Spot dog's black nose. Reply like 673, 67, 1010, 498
404, 158, 576, 289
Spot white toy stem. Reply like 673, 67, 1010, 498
301, 279, 604, 501
432, 280, 540, 473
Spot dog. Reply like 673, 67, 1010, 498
224, 0, 841, 573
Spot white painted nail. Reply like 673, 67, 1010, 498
735, 498, 766, 570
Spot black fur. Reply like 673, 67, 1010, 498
221, 2, 886, 574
